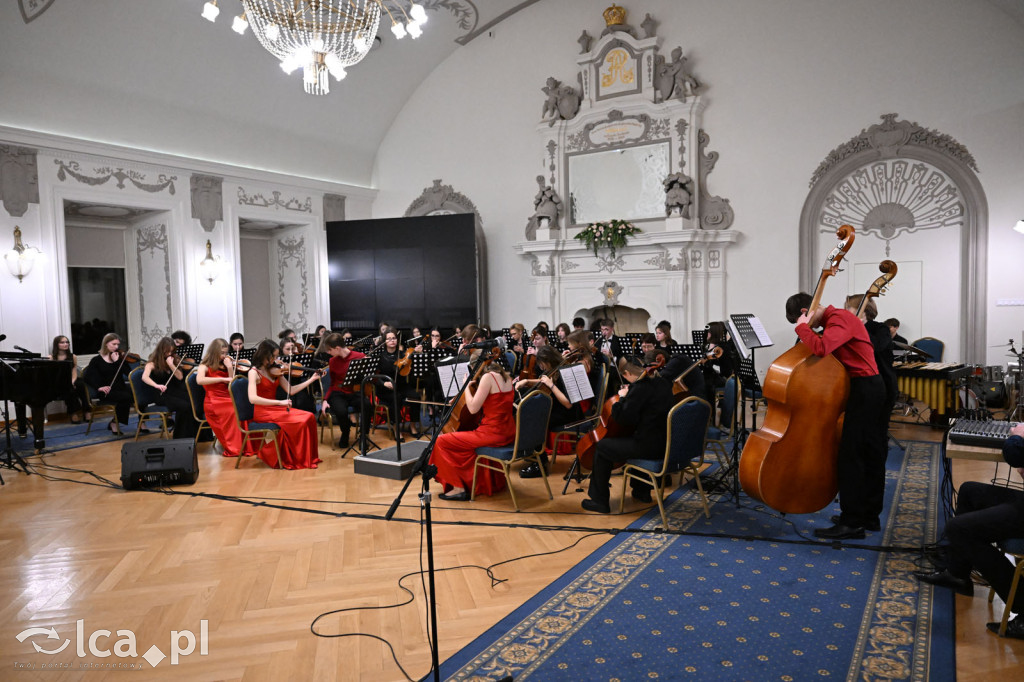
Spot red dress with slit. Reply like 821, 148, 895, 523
252, 374, 321, 470
431, 387, 515, 497
202, 369, 245, 457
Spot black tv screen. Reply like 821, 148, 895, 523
326, 214, 479, 330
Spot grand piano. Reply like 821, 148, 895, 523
0, 350, 72, 453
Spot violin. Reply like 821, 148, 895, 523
519, 353, 538, 381
739, 225, 856, 514
104, 349, 140, 393
671, 347, 723, 401
576, 354, 666, 470
442, 347, 500, 434
394, 347, 416, 377
160, 355, 196, 389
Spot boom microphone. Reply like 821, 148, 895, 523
463, 337, 507, 351
14, 344, 31, 353
0, 334, 6, 342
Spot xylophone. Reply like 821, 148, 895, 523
895, 362, 972, 423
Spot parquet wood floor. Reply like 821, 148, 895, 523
0, 418, 1020, 680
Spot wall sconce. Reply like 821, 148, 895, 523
1014, 219, 1024, 234
198, 240, 223, 284
4, 226, 41, 283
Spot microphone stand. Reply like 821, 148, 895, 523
383, 351, 478, 682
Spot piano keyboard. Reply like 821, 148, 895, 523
948, 419, 1019, 449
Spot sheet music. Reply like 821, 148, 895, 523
559, 363, 595, 403
727, 314, 774, 361
726, 317, 751, 361
437, 362, 471, 398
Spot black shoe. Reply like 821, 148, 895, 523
986, 616, 1024, 639
831, 514, 881, 532
520, 462, 544, 479
581, 498, 611, 514
338, 432, 350, 448
631, 489, 653, 504
912, 569, 974, 596
438, 489, 470, 501
814, 523, 866, 540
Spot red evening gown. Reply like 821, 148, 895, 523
251, 374, 321, 470
203, 369, 246, 457
431, 387, 515, 497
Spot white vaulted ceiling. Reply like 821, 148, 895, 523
0, 0, 541, 187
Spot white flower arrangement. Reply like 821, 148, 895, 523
574, 219, 641, 258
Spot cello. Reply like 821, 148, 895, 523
738, 225, 856, 514
671, 346, 723, 402
441, 347, 500, 434
575, 354, 665, 470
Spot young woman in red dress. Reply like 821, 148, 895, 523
246, 340, 321, 470
430, 361, 516, 500
195, 338, 245, 457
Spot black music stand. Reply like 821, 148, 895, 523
177, 343, 205, 362
340, 356, 381, 457
0, 356, 30, 480
410, 350, 449, 437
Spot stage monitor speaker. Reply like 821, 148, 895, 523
120, 439, 199, 490
979, 380, 1007, 408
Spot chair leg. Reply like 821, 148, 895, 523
504, 462, 519, 511
1000, 556, 1024, 636
690, 467, 711, 518
653, 482, 668, 529
536, 455, 553, 500
470, 459, 480, 502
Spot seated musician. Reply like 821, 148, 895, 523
195, 338, 246, 457
321, 332, 368, 448
914, 426, 1024, 639
141, 336, 198, 440
647, 347, 707, 400
429, 360, 516, 501
885, 318, 908, 346
581, 355, 675, 513
171, 330, 192, 347
279, 337, 319, 414
566, 329, 602, 404
83, 333, 134, 432
49, 335, 89, 423
247, 340, 320, 470
376, 328, 420, 431
787, 292, 887, 540
655, 321, 675, 349
554, 323, 571, 350
278, 329, 297, 345
229, 333, 245, 352
508, 323, 527, 355
572, 317, 586, 331
527, 327, 548, 355
515, 345, 583, 479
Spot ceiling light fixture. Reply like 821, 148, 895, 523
1015, 219, 1024, 235
201, 1, 429, 95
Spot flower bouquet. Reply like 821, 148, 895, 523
574, 219, 641, 258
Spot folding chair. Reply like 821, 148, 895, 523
620, 397, 713, 526
127, 367, 171, 441
228, 377, 282, 469
472, 390, 553, 510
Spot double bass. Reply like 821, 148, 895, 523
738, 225, 856, 514
857, 260, 898, 317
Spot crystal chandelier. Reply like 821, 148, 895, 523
201, 1, 428, 95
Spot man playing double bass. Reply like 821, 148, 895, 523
581, 355, 674, 514
786, 293, 887, 539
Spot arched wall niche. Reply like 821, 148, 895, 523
799, 114, 987, 364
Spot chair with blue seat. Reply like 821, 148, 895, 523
126, 367, 171, 441
620, 396, 713, 526
911, 337, 944, 362
184, 370, 214, 447
504, 350, 518, 376
472, 390, 553, 510
228, 377, 282, 469
987, 537, 1024, 637
705, 375, 739, 470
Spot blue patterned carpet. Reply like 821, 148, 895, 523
441, 440, 952, 681
8, 416, 144, 455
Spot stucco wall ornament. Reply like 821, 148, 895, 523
601, 280, 623, 306
653, 47, 700, 103
19, 0, 56, 24
565, 110, 670, 153
697, 130, 734, 230
135, 222, 173, 349
190, 174, 223, 232
277, 236, 309, 333
55, 159, 176, 194
664, 172, 694, 218
525, 175, 563, 240
323, 194, 347, 223
600, 4, 636, 38
237, 187, 312, 213
810, 113, 979, 188
404, 178, 481, 218
541, 75, 583, 127
0, 145, 39, 218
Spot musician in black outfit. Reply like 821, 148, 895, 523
376, 328, 420, 431
515, 346, 583, 479
83, 333, 134, 431
596, 318, 625, 365
582, 355, 675, 513
49, 335, 90, 423
279, 338, 318, 414
914, 426, 1024, 639
141, 336, 197, 440
648, 347, 707, 400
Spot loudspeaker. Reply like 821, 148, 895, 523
980, 380, 1007, 408
120, 439, 199, 490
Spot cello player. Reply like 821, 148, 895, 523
581, 355, 674, 514
787, 292, 887, 539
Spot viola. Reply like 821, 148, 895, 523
671, 346, 723, 401
395, 347, 416, 377
442, 347, 500, 434
575, 354, 665, 470
739, 225, 856, 514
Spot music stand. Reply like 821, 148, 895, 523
177, 343, 205, 362
674, 344, 705, 363
340, 356, 381, 457
0, 356, 31, 481
692, 329, 708, 346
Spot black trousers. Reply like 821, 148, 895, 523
837, 375, 887, 528
327, 391, 369, 440
947, 481, 1024, 611
157, 394, 198, 440
587, 437, 654, 506
98, 384, 133, 425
